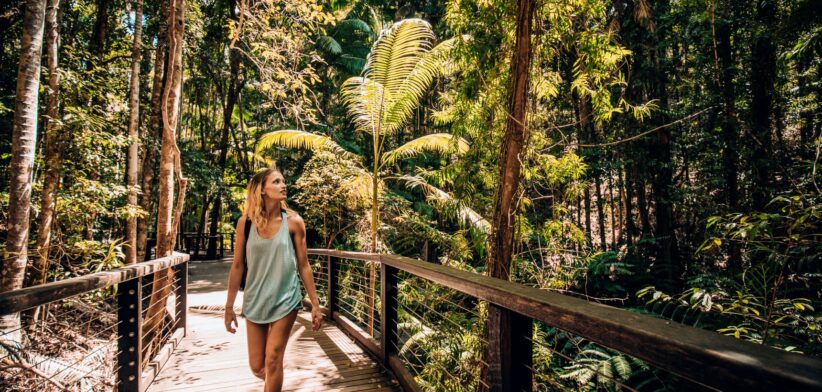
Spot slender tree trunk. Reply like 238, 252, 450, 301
137, 1, 168, 262
636, 174, 651, 237
125, 0, 143, 265
595, 175, 606, 251
1, 0, 47, 337
89, 0, 109, 60
608, 175, 617, 249
623, 166, 635, 246
208, 0, 242, 259
584, 187, 592, 239
715, 8, 740, 269
484, 0, 535, 389
144, 0, 186, 363
749, 0, 776, 210
34, 0, 63, 286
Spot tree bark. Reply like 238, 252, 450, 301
714, 5, 740, 269
484, 0, 535, 388
749, 0, 776, 210
137, 0, 168, 262
89, 0, 109, 61
144, 0, 186, 362
126, 0, 143, 265
595, 175, 607, 251
208, 0, 243, 259
33, 0, 63, 286
1, 0, 47, 336
623, 165, 635, 246
156, 0, 185, 258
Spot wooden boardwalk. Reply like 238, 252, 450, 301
146, 261, 401, 392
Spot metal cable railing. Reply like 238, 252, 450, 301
0, 253, 189, 392
306, 249, 822, 392
336, 257, 382, 342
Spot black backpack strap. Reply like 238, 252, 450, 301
240, 217, 252, 290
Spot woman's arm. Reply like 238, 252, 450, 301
291, 213, 322, 331
224, 215, 246, 333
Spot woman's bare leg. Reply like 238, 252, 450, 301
264, 310, 299, 392
246, 319, 268, 380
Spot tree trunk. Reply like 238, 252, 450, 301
89, 0, 109, 61
126, 0, 143, 265
715, 7, 740, 269
749, 0, 776, 210
1, 0, 47, 337
623, 166, 635, 246
34, 0, 63, 286
208, 0, 242, 259
484, 0, 535, 389
595, 175, 606, 251
144, 0, 186, 363
137, 0, 168, 262
608, 175, 617, 249
635, 174, 651, 237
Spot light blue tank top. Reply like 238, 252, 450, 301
242, 211, 303, 324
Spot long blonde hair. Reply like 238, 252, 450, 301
244, 168, 288, 228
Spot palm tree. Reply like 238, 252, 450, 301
257, 19, 469, 334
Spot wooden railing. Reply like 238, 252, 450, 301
0, 252, 190, 392
306, 249, 822, 392
146, 232, 233, 260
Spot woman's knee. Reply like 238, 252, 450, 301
264, 346, 285, 372
249, 357, 266, 379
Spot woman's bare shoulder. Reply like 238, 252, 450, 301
286, 210, 305, 227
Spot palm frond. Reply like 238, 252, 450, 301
382, 37, 457, 133
335, 18, 372, 38
317, 36, 343, 55
382, 133, 469, 166
398, 320, 435, 356
345, 169, 377, 205
245, 151, 273, 167
256, 130, 347, 155
365, 19, 435, 104
341, 77, 385, 135
338, 54, 367, 75
400, 175, 490, 234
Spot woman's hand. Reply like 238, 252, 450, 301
225, 307, 238, 333
311, 307, 323, 331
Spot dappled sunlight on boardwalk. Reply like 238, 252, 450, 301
146, 261, 400, 391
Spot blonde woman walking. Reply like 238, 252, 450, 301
224, 168, 322, 392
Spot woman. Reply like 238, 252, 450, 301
224, 168, 322, 392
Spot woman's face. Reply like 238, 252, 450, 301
261, 171, 287, 202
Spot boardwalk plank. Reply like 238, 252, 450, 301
147, 311, 399, 391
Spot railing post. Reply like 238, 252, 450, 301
380, 262, 398, 364
118, 276, 143, 392
219, 235, 225, 258
487, 304, 532, 392
173, 258, 188, 336
327, 255, 337, 313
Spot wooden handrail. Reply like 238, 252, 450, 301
308, 249, 822, 391
0, 252, 189, 392
0, 252, 189, 315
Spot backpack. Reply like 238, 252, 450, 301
239, 218, 252, 291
